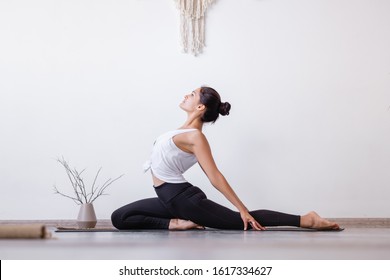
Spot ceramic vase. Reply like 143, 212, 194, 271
77, 203, 97, 229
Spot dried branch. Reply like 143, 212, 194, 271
74, 168, 88, 203
53, 186, 82, 205
88, 167, 102, 203
57, 157, 83, 203
89, 174, 124, 204
53, 157, 123, 204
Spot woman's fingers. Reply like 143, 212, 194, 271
241, 213, 249, 230
244, 219, 266, 231
241, 212, 266, 231
250, 221, 266, 231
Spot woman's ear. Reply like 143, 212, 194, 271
196, 104, 206, 111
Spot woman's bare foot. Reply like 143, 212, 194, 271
300, 211, 340, 230
169, 219, 205, 230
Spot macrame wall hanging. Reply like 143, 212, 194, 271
173, 0, 216, 56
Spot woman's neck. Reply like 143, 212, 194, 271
180, 116, 203, 131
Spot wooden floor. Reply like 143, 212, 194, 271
1, 219, 390, 260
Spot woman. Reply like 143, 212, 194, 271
111, 87, 339, 231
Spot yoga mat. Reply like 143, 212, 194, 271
263, 227, 344, 232
0, 224, 51, 239
56, 226, 117, 232
55, 227, 344, 232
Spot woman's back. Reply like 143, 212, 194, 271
144, 129, 198, 184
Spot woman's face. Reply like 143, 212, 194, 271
179, 88, 202, 112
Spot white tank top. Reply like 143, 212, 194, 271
143, 129, 198, 183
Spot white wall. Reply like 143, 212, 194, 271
0, 0, 389, 220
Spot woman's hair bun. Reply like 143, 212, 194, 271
219, 102, 231, 116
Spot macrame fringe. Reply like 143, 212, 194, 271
174, 0, 216, 55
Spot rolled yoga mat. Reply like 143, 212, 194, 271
0, 224, 50, 239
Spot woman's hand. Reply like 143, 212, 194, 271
188, 132, 266, 231
240, 210, 266, 231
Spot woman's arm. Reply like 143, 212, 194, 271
188, 131, 265, 230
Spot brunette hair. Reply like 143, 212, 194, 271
199, 86, 231, 123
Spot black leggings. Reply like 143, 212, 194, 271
111, 182, 300, 230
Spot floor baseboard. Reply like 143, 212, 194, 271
1, 218, 390, 228
329, 218, 390, 228
0, 220, 114, 228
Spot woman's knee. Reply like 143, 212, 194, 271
111, 208, 124, 229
